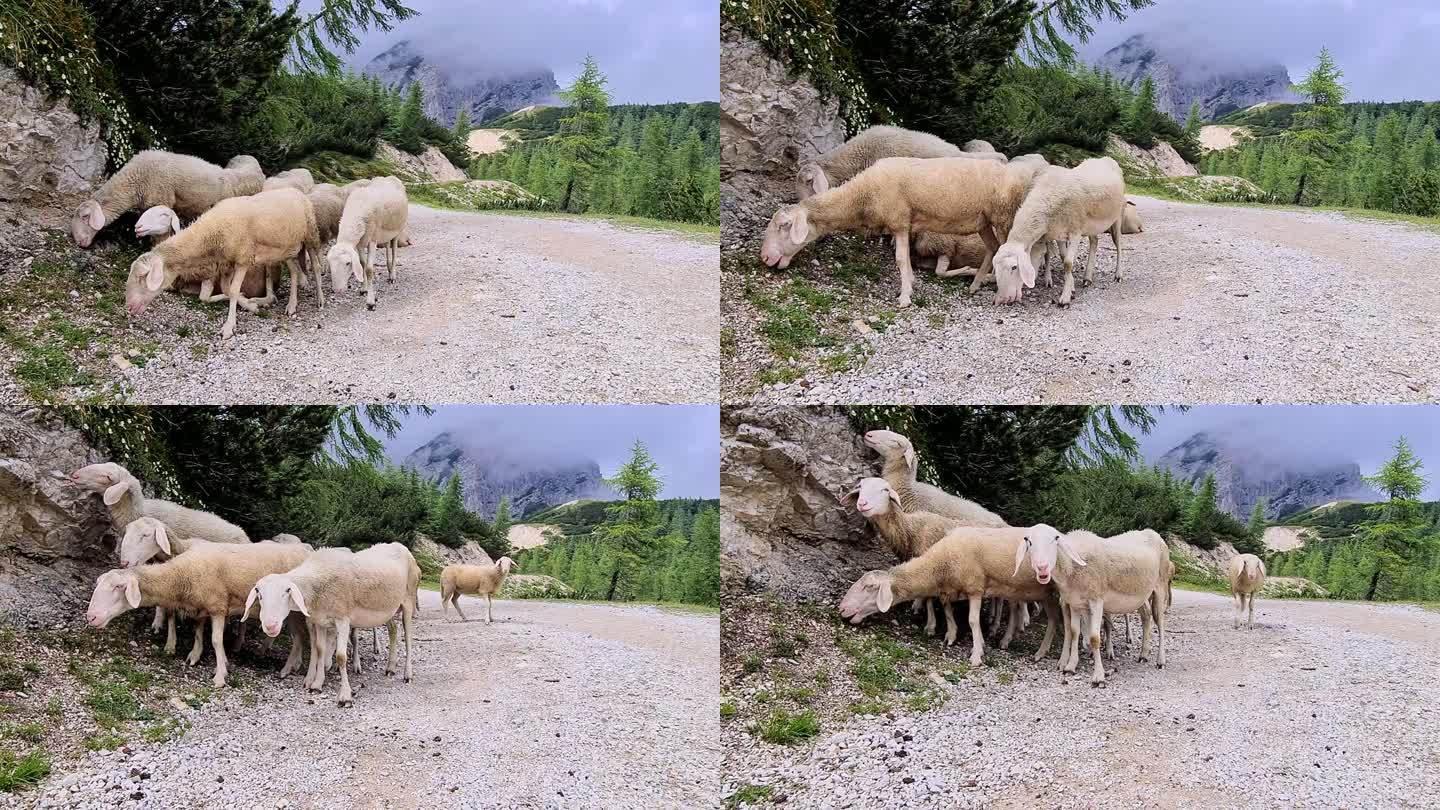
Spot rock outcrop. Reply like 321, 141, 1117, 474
376, 141, 467, 182
1095, 33, 1299, 121
1106, 134, 1197, 178
0, 408, 113, 622
0, 67, 108, 227
720, 404, 889, 602
364, 40, 558, 126
720, 28, 846, 234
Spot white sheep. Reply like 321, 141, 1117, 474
86, 540, 313, 687
307, 183, 348, 244
1120, 199, 1143, 234
117, 516, 244, 655
1228, 553, 1266, 629
72, 463, 249, 544
989, 157, 1126, 306
964, 139, 997, 153
1015, 525, 1169, 685
123, 188, 322, 337
70, 152, 263, 248
244, 543, 418, 706
440, 557, 517, 624
262, 168, 316, 193
327, 176, 408, 311
839, 526, 1059, 665
761, 156, 1049, 307
862, 429, 1009, 527
133, 205, 276, 305
796, 125, 963, 200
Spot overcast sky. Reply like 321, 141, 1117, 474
1077, 0, 1440, 102
1137, 405, 1440, 498
322, 0, 718, 103
380, 405, 719, 499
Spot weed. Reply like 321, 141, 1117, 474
723, 784, 775, 808
757, 709, 820, 745
0, 749, 50, 793
3, 724, 42, 744
83, 732, 125, 751
720, 700, 737, 720
849, 699, 887, 716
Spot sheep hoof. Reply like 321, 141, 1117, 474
1091, 680, 1106, 689
366, 303, 375, 311
1156, 662, 1164, 670
338, 699, 353, 708
403, 676, 411, 684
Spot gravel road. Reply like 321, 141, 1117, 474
13, 593, 719, 810
722, 589, 1440, 809
744, 197, 1439, 404
124, 205, 719, 404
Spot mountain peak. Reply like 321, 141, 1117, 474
401, 432, 614, 520
363, 40, 560, 126
1096, 32, 1298, 121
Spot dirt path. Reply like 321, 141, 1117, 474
15, 593, 719, 809
125, 205, 719, 404
722, 590, 1440, 809
744, 197, 1439, 404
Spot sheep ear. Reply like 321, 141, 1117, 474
791, 209, 809, 243
838, 486, 859, 506
289, 586, 309, 617
102, 481, 128, 506
241, 589, 258, 622
1059, 535, 1086, 567
84, 200, 105, 229
169, 214, 181, 236
887, 488, 903, 511
1018, 251, 1037, 288
141, 255, 166, 291
153, 524, 171, 556
1013, 538, 1028, 577
807, 166, 828, 196
876, 578, 894, 613
904, 446, 916, 474
123, 575, 141, 608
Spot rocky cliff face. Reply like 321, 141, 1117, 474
0, 408, 113, 622
363, 40, 559, 127
401, 432, 613, 521
0, 67, 108, 227
1096, 34, 1299, 121
720, 405, 890, 601
1157, 431, 1376, 521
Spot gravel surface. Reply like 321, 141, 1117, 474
729, 197, 1440, 404
722, 589, 1440, 809
8, 593, 719, 810
122, 206, 719, 404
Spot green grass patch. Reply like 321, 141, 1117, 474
140, 717, 186, 744
2, 724, 43, 744
720, 700, 737, 720
757, 709, 820, 745
83, 732, 125, 751
848, 699, 888, 716
0, 749, 50, 793
724, 784, 776, 808
742, 654, 762, 675
0, 657, 27, 692
835, 631, 918, 697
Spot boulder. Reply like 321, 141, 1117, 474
721, 404, 889, 602
0, 67, 108, 227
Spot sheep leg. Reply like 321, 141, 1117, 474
210, 614, 228, 688
1153, 590, 1167, 669
986, 597, 1003, 638
364, 241, 378, 310
305, 621, 324, 691
892, 228, 915, 308
311, 246, 326, 310
286, 258, 301, 316
1124, 613, 1133, 645
923, 599, 937, 637
1056, 239, 1079, 307
1000, 601, 1017, 650
164, 612, 177, 656
1063, 604, 1081, 674
387, 238, 398, 283
279, 614, 305, 679
967, 596, 984, 667
186, 617, 206, 666
1081, 234, 1099, 287
151, 606, 165, 634
942, 601, 958, 647
1247, 593, 1257, 629
451, 593, 468, 622
1032, 594, 1058, 662
1019, 601, 1031, 630
933, 254, 951, 278
968, 224, 1002, 292
235, 618, 247, 651
334, 617, 354, 707
486, 593, 494, 624
1103, 615, 1115, 660
401, 601, 414, 684
221, 265, 248, 339
350, 627, 362, 675
1087, 600, 1106, 686
1110, 220, 1123, 281
1232, 593, 1243, 629
385, 621, 399, 676
1138, 602, 1153, 663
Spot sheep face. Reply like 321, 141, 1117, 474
795, 164, 829, 200
125, 252, 172, 315
863, 429, 916, 472
71, 462, 133, 507
839, 477, 901, 519
327, 243, 363, 293
992, 243, 1037, 305
71, 200, 106, 248
760, 205, 816, 269
245, 574, 308, 638
1016, 523, 1085, 585
87, 570, 141, 628
839, 570, 897, 623
134, 206, 180, 242
226, 155, 262, 173
497, 556, 516, 575
119, 517, 172, 569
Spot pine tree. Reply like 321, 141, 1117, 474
493, 496, 512, 542
1183, 101, 1202, 140
1126, 75, 1160, 148
1356, 436, 1431, 600
453, 106, 471, 142
553, 55, 612, 212
595, 440, 663, 601
1288, 47, 1348, 205
1248, 497, 1268, 540
1182, 473, 1219, 545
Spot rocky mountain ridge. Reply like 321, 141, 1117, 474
363, 40, 559, 127
400, 432, 614, 521
1096, 33, 1299, 121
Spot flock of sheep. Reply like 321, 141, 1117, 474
68, 150, 412, 339
71, 461, 517, 706
834, 429, 1268, 686
759, 125, 1144, 308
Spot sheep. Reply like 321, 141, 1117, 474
839, 526, 1059, 665
913, 232, 989, 280
339, 180, 409, 246
244, 543, 418, 706
440, 557, 517, 624
133, 205, 276, 305
123, 187, 322, 337
262, 168, 316, 193
838, 478, 960, 560
861, 429, 1008, 527
1228, 553, 1267, 629
1015, 525, 1169, 685
85, 540, 312, 687
327, 176, 409, 311
308, 184, 348, 244
70, 152, 264, 248
795, 125, 963, 201
134, 205, 181, 244
1121, 199, 1143, 234
71, 463, 248, 545
964, 139, 997, 153
989, 157, 1126, 307
761, 156, 1049, 307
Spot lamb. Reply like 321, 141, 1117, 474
795, 125, 963, 201
327, 176, 409, 311
839, 526, 1059, 665
1015, 525, 1169, 685
123, 188, 322, 337
989, 157, 1126, 306
70, 152, 264, 248
244, 543, 418, 706
262, 168, 316, 193
839, 478, 961, 560
133, 205, 274, 303
761, 156, 1049, 307
1228, 553, 1266, 629
1120, 199, 1143, 234
72, 463, 249, 545
862, 429, 1009, 527
85, 540, 313, 687
440, 557, 517, 624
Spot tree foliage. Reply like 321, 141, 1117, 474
1021, 0, 1154, 63
290, 0, 416, 73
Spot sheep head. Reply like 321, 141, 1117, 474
992, 242, 1037, 305
119, 517, 171, 569
71, 462, 133, 506
87, 569, 142, 628
839, 570, 898, 624
327, 243, 363, 293
759, 204, 816, 269
246, 574, 308, 638
125, 252, 171, 315
1017, 523, 1085, 585
71, 200, 106, 248
134, 206, 180, 242
862, 429, 916, 474
497, 556, 516, 575
795, 163, 830, 200
839, 477, 901, 519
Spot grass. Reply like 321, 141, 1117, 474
720, 700, 737, 720
82, 732, 125, 751
0, 657, 26, 692
757, 708, 820, 745
2, 724, 43, 744
724, 784, 776, 808
0, 749, 50, 793
835, 631, 918, 697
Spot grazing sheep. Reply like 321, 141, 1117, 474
1121, 199, 1143, 234
70, 152, 263, 248
839, 527, 1059, 665
989, 157, 1126, 306
245, 543, 418, 706
1015, 525, 1169, 684
123, 188, 322, 337
307, 183, 348, 244
761, 156, 1049, 307
1228, 553, 1266, 629
327, 176, 409, 311
862, 429, 1008, 527
262, 168, 316, 193
72, 463, 248, 544
133, 205, 274, 304
133, 205, 181, 244
440, 557, 517, 624
86, 541, 313, 687
796, 125, 963, 201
